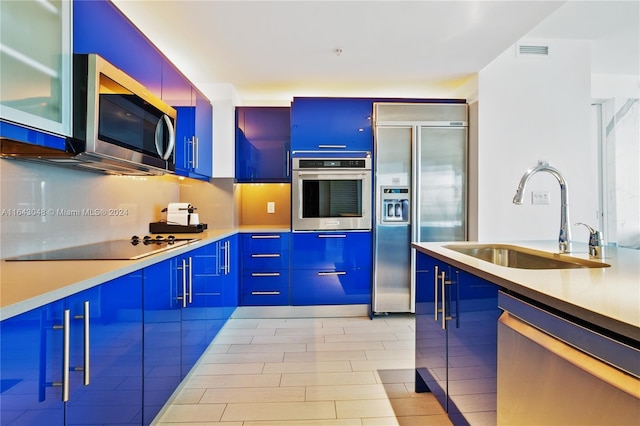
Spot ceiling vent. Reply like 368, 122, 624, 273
517, 44, 549, 56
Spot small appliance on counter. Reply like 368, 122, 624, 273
149, 202, 208, 233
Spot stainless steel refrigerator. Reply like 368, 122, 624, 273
372, 102, 468, 314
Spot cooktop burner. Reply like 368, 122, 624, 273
6, 236, 199, 261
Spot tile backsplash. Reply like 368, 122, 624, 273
0, 159, 234, 259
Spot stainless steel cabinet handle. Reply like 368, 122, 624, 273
286, 151, 290, 177
178, 259, 187, 308
317, 144, 347, 149
434, 266, 439, 321
251, 235, 281, 239
73, 301, 90, 386
441, 270, 447, 330
188, 257, 193, 304
225, 241, 230, 274
251, 291, 281, 295
251, 254, 280, 258
251, 272, 281, 277
193, 136, 199, 169
318, 271, 347, 276
53, 309, 71, 402
318, 234, 346, 238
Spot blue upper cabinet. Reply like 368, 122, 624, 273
74, 0, 213, 180
290, 97, 373, 153
0, 0, 72, 145
164, 61, 213, 180
73, 0, 162, 95
236, 107, 291, 182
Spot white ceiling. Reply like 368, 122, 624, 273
112, 0, 639, 102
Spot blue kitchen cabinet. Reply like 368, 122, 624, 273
174, 91, 213, 180
290, 97, 373, 152
241, 233, 291, 306
142, 259, 182, 425
0, 271, 143, 425
291, 232, 371, 305
73, 0, 163, 96
236, 107, 291, 182
220, 235, 240, 316
414, 251, 500, 425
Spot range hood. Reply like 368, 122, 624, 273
0, 137, 168, 176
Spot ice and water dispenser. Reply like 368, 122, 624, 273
380, 187, 410, 223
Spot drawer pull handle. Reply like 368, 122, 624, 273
251, 254, 280, 258
251, 272, 281, 277
318, 271, 347, 276
317, 234, 346, 238
318, 144, 347, 149
251, 291, 281, 295
251, 235, 281, 239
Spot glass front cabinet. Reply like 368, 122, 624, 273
0, 0, 72, 137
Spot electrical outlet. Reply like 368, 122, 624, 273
267, 202, 275, 213
532, 191, 550, 205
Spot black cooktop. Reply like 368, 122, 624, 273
7, 236, 199, 261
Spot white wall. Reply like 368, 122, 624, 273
476, 39, 598, 245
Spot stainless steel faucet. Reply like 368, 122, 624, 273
513, 161, 571, 253
576, 222, 604, 258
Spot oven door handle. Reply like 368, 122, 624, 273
294, 172, 369, 178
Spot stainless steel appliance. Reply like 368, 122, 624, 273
292, 156, 372, 231
7, 235, 198, 261
0, 54, 177, 175
373, 102, 468, 314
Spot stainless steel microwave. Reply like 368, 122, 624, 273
292, 157, 372, 231
67, 54, 177, 175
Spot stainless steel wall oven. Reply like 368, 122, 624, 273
292, 157, 372, 231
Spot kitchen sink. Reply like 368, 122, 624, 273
443, 244, 611, 269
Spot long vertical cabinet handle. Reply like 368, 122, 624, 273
286, 151, 290, 177
180, 259, 188, 308
193, 136, 199, 169
225, 241, 230, 274
434, 266, 439, 321
188, 257, 193, 304
73, 301, 90, 386
62, 309, 70, 402
441, 269, 447, 330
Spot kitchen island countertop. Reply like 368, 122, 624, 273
412, 241, 640, 342
1, 226, 290, 320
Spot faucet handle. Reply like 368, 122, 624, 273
575, 222, 604, 258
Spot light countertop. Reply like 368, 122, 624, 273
412, 241, 640, 342
1, 226, 290, 320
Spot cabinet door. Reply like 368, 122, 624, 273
446, 271, 499, 425
143, 258, 182, 425
291, 232, 371, 270
0, 301, 66, 425
291, 268, 370, 305
414, 252, 448, 409
236, 107, 291, 182
193, 90, 213, 178
174, 97, 213, 180
0, 0, 71, 138
65, 272, 143, 425
221, 235, 240, 317
290, 98, 372, 152
73, 0, 162, 95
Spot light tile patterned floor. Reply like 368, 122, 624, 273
153, 313, 452, 426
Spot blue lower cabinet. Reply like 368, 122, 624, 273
414, 251, 499, 425
220, 235, 240, 316
242, 270, 290, 306
241, 233, 290, 306
290, 232, 372, 306
142, 259, 181, 425
291, 269, 370, 305
0, 300, 66, 425
0, 271, 143, 425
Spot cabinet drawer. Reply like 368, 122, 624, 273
242, 233, 290, 252
291, 268, 371, 305
291, 232, 371, 269
242, 271, 290, 305
243, 252, 290, 270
